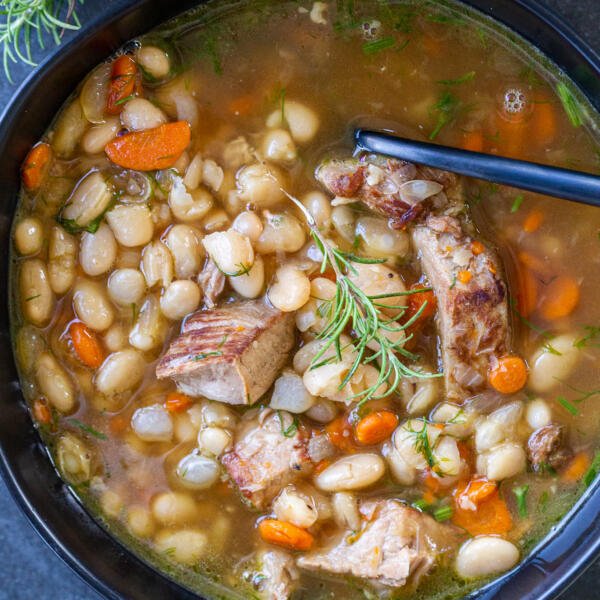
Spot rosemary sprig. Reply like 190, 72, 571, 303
1, 0, 83, 83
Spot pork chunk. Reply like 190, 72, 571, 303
527, 424, 572, 471
254, 549, 299, 600
221, 411, 312, 509
156, 300, 295, 404
298, 499, 461, 587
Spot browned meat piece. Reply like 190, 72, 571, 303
156, 300, 295, 404
316, 154, 464, 228
412, 215, 509, 401
527, 424, 572, 471
317, 154, 510, 402
221, 411, 312, 509
298, 499, 461, 587
198, 258, 226, 309
253, 549, 299, 600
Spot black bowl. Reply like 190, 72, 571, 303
0, 1, 599, 599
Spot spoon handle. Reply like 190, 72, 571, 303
355, 129, 600, 208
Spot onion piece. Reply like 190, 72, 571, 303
80, 62, 112, 124
399, 179, 443, 205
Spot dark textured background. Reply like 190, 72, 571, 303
0, 1, 598, 599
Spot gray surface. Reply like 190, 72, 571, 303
0, 1, 599, 599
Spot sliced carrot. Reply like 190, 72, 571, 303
452, 482, 512, 536
461, 130, 484, 152
488, 355, 528, 394
531, 100, 557, 146
105, 121, 191, 171
258, 519, 314, 551
538, 275, 580, 321
406, 285, 437, 324
457, 270, 472, 284
518, 251, 549, 277
165, 392, 193, 413
69, 321, 105, 369
457, 440, 474, 466
561, 451, 591, 483
354, 410, 399, 445
33, 399, 52, 425
326, 416, 358, 453
106, 55, 138, 115
423, 470, 442, 495
516, 267, 539, 317
455, 477, 497, 509
470, 240, 485, 255
522, 209, 544, 233
22, 142, 52, 191
493, 116, 529, 160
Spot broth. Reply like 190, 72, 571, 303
9, 1, 600, 598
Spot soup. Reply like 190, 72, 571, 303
10, 0, 600, 598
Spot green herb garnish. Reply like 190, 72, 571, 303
511, 194, 524, 213
538, 490, 549, 512
429, 92, 460, 140
513, 484, 529, 518
583, 452, 600, 487
436, 71, 475, 86
556, 82, 583, 128
25, 294, 41, 302
68, 418, 107, 440
509, 298, 560, 355
574, 326, 600, 349
194, 351, 223, 361
362, 36, 396, 55
433, 505, 453, 522
556, 396, 578, 416
277, 411, 299, 438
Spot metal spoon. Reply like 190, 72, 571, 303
354, 129, 600, 207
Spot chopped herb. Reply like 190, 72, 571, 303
476, 27, 488, 47
68, 418, 107, 440
429, 91, 460, 140
433, 505, 453, 522
436, 71, 475, 86
538, 490, 549, 512
538, 461, 557, 477
217, 335, 229, 348
194, 351, 223, 361
352, 235, 361, 250
217, 262, 253, 277
556, 82, 583, 128
449, 274, 457, 289
408, 419, 437, 469
25, 294, 41, 302
362, 36, 396, 55
426, 12, 464, 25
115, 94, 135, 106
277, 411, 299, 438
58, 210, 108, 235
511, 194, 524, 213
513, 484, 529, 518
583, 452, 600, 487
411, 498, 429, 511
556, 396, 578, 416
574, 326, 600, 349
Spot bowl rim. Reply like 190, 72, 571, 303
0, 1, 599, 599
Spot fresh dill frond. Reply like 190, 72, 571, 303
1, 0, 83, 83
429, 91, 460, 140
556, 81, 583, 128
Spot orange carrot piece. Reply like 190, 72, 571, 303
516, 267, 539, 317
314, 459, 331, 474
470, 240, 485, 255
523, 209, 544, 233
561, 452, 591, 483
518, 251, 550, 277
461, 130, 484, 152
538, 275, 580, 321
457, 270, 472, 284
105, 121, 191, 171
452, 482, 512, 536
493, 116, 529, 160
165, 392, 193, 413
22, 142, 52, 191
69, 321, 106, 369
258, 519, 314, 551
355, 410, 399, 445
531, 100, 557, 146
106, 55, 138, 115
488, 355, 528, 394
406, 285, 437, 323
456, 477, 498, 508
423, 470, 442, 494
33, 399, 52, 425
227, 93, 257, 116
326, 416, 358, 453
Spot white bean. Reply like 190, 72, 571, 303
266, 100, 319, 144
19, 259, 54, 327
141, 240, 174, 289
151, 491, 197, 526
474, 418, 505, 453
456, 537, 519, 579
201, 159, 224, 192
51, 100, 87, 157
526, 398, 552, 430
355, 216, 410, 258
232, 211, 263, 242
202, 229, 253, 276
173, 412, 198, 443
255, 212, 306, 254
176, 452, 220, 489
268, 265, 310, 312
331, 205, 356, 243
478, 442, 526, 481
202, 208, 230, 232
129, 294, 167, 351
56, 433, 92, 484
81, 117, 120, 154
236, 163, 285, 208
100, 489, 123, 518
200, 402, 237, 429
197, 427, 232, 457
432, 436, 461, 476
169, 176, 213, 222
349, 262, 406, 317
106, 204, 154, 247
36, 352, 76, 414
393, 420, 442, 470
132, 404, 173, 442
94, 349, 145, 395
382, 441, 416, 485
315, 454, 385, 492
136, 45, 170, 79
61, 171, 112, 228
270, 371, 316, 413
48, 226, 77, 295
15, 325, 45, 374
160, 280, 201, 320
120, 98, 167, 131
14, 217, 43, 256
229, 255, 264, 299
261, 128, 297, 163
107, 268, 146, 306
183, 153, 203, 189
431, 403, 473, 439
127, 506, 155, 538
401, 376, 438, 416
273, 487, 318, 528
302, 191, 331, 229
154, 529, 207, 565
529, 334, 579, 393
79, 223, 117, 276
165, 224, 203, 279
103, 323, 128, 352
305, 399, 338, 423
331, 492, 361, 530
73, 279, 114, 331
